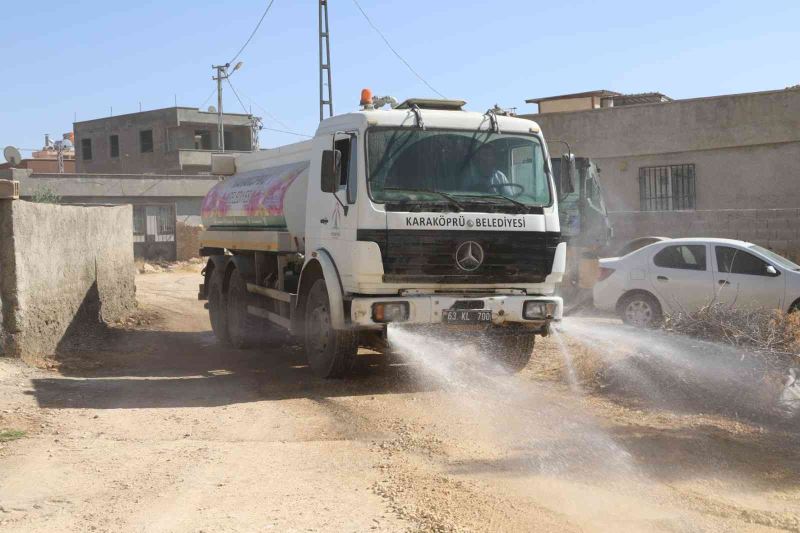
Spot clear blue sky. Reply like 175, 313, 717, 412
1, 1, 798, 153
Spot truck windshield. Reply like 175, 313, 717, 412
367, 128, 551, 209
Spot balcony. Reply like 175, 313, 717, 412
177, 149, 250, 171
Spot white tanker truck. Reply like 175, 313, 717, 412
198, 95, 566, 378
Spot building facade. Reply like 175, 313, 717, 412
522, 87, 800, 258
73, 107, 255, 175
523, 87, 800, 213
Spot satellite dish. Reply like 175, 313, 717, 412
3, 146, 22, 166
208, 105, 217, 113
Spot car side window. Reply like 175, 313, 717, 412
715, 246, 771, 276
653, 245, 707, 270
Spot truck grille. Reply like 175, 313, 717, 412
357, 229, 561, 284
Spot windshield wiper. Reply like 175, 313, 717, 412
383, 187, 464, 212
455, 193, 530, 211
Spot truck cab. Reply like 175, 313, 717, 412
199, 97, 565, 378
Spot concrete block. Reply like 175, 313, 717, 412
0, 180, 19, 199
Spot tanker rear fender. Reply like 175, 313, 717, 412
201, 254, 256, 299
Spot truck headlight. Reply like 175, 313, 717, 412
523, 301, 556, 320
372, 302, 410, 323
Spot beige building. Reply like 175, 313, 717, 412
522, 87, 800, 259
523, 87, 800, 212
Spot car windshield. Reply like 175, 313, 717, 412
367, 128, 551, 208
748, 244, 800, 271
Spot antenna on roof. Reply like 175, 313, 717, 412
3, 146, 22, 166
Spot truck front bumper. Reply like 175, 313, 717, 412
350, 294, 562, 330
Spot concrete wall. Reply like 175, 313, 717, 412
525, 88, 800, 211
593, 142, 800, 211
0, 200, 135, 362
609, 208, 800, 263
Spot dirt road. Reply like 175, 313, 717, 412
1, 270, 799, 532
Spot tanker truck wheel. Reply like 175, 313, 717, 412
208, 268, 231, 346
226, 269, 259, 349
304, 279, 358, 379
485, 327, 535, 373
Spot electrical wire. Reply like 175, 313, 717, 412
229, 0, 277, 65
261, 127, 313, 138
225, 78, 250, 115
227, 78, 312, 138
237, 91, 293, 131
350, 0, 446, 99
200, 88, 216, 109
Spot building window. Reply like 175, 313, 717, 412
194, 130, 211, 150
109, 135, 120, 158
223, 131, 233, 150
140, 130, 154, 153
639, 164, 695, 211
133, 205, 147, 237
156, 206, 175, 235
81, 138, 93, 160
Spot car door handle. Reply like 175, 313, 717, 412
718, 279, 729, 286
657, 275, 669, 281
320, 218, 329, 224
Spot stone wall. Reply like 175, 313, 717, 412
0, 200, 135, 362
610, 208, 800, 262
176, 221, 203, 260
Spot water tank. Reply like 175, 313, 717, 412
201, 160, 310, 236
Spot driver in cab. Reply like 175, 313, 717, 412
466, 144, 514, 196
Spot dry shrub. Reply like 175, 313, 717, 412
663, 304, 800, 372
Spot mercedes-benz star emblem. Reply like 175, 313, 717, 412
455, 241, 485, 272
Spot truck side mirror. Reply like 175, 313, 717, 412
321, 149, 341, 193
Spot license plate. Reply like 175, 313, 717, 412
442, 310, 493, 324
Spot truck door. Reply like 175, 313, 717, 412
318, 132, 360, 287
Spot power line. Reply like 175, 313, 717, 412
262, 127, 313, 138
200, 87, 216, 109
225, 78, 250, 115
226, 78, 312, 138
229, 0, 277, 65
238, 93, 293, 132
350, 0, 446, 99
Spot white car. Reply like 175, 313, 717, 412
593, 238, 800, 327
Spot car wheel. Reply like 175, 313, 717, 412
619, 292, 662, 328
789, 299, 800, 314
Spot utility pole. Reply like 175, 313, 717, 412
212, 62, 243, 151
212, 64, 227, 151
318, 0, 334, 122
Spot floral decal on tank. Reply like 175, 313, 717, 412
201, 161, 309, 227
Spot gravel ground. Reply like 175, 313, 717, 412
1, 270, 799, 532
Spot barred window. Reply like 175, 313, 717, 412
133, 206, 146, 236
639, 164, 695, 211
157, 206, 174, 236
